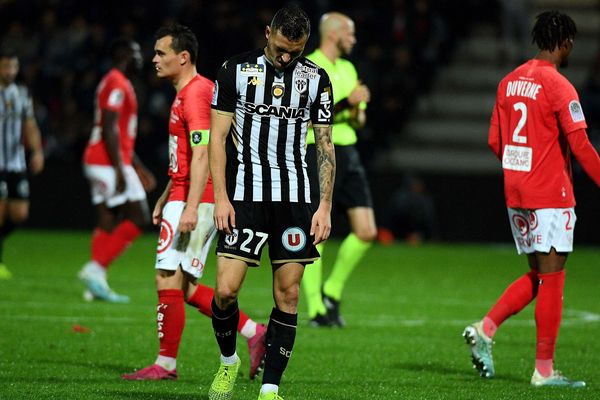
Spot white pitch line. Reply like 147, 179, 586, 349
3, 309, 599, 328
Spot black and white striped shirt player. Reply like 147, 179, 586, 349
0, 82, 36, 200
211, 49, 333, 203
0, 83, 33, 174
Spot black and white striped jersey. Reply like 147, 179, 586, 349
0, 83, 34, 173
211, 49, 333, 203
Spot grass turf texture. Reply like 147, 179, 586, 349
1, 230, 599, 399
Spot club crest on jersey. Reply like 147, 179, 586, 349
240, 63, 265, 76
282, 227, 306, 252
225, 229, 239, 246
158, 220, 174, 253
272, 83, 285, 98
569, 100, 585, 122
294, 78, 308, 94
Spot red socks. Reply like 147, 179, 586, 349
535, 270, 565, 375
483, 269, 538, 338
157, 289, 185, 358
187, 284, 250, 332
91, 220, 142, 268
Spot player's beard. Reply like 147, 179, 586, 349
560, 58, 569, 68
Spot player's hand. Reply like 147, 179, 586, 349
348, 81, 370, 106
214, 198, 236, 234
178, 204, 198, 233
152, 199, 166, 225
138, 167, 157, 192
29, 150, 44, 175
116, 169, 126, 193
310, 204, 331, 245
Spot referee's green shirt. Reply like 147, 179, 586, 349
306, 49, 366, 146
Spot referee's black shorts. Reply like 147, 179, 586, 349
306, 143, 373, 210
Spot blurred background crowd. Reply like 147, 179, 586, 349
0, 0, 495, 169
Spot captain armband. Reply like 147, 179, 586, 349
189, 129, 210, 147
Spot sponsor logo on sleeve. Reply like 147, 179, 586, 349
108, 88, 124, 107
569, 100, 585, 123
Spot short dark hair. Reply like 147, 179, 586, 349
0, 48, 18, 60
154, 23, 198, 64
270, 4, 311, 42
532, 11, 577, 51
109, 37, 134, 62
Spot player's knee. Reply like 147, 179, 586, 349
355, 226, 377, 243
10, 210, 28, 224
215, 284, 240, 306
274, 284, 300, 310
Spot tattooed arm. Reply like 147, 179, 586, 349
310, 125, 335, 244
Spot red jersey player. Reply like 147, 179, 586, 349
122, 23, 266, 381
79, 39, 156, 303
463, 11, 600, 387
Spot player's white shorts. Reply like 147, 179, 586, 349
507, 207, 576, 255
155, 201, 217, 279
83, 164, 146, 208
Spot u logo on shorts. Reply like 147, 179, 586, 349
282, 227, 306, 252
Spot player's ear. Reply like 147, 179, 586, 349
179, 51, 190, 65
265, 26, 271, 40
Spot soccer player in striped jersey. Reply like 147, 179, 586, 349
208, 5, 335, 400
303, 12, 377, 328
463, 11, 600, 387
78, 38, 156, 302
0, 50, 44, 280
122, 23, 266, 382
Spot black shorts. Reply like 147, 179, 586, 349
216, 201, 320, 266
0, 172, 29, 200
306, 144, 373, 210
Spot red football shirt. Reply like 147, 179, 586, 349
83, 68, 137, 166
167, 74, 214, 203
488, 59, 587, 208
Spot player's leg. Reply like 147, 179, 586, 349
0, 173, 30, 279
322, 206, 376, 326
0, 200, 28, 279
300, 242, 329, 326
122, 267, 186, 380
208, 256, 248, 400
186, 282, 267, 379
78, 203, 130, 302
463, 207, 537, 379
530, 250, 584, 387
0, 196, 10, 279
96, 199, 147, 268
322, 146, 376, 326
259, 262, 304, 399
482, 255, 539, 339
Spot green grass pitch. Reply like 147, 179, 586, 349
1, 230, 599, 399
